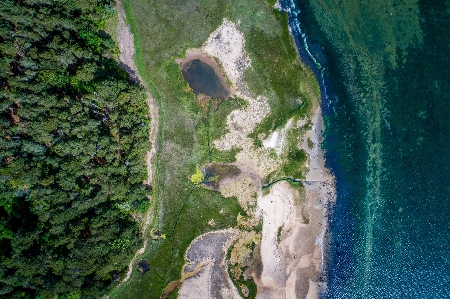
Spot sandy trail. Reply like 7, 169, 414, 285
116, 1, 159, 284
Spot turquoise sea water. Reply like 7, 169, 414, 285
281, 0, 450, 297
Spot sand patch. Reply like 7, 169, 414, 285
203, 19, 251, 89
262, 119, 293, 155
117, 4, 138, 82
256, 181, 301, 296
220, 174, 259, 211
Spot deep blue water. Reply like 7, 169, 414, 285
280, 0, 450, 298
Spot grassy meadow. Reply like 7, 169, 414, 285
110, 0, 320, 298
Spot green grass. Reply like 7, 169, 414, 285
111, 0, 321, 297
111, 187, 243, 299
282, 126, 308, 178
277, 225, 284, 244
240, 8, 320, 136
229, 271, 258, 299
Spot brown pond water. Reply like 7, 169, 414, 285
202, 164, 241, 191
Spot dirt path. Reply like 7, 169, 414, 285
116, 0, 159, 284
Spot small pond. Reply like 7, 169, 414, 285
181, 57, 230, 100
202, 164, 241, 191
137, 259, 150, 275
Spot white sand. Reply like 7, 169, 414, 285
255, 107, 335, 299
203, 19, 251, 88
257, 181, 301, 297
178, 263, 213, 299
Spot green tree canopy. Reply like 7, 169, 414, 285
0, 1, 149, 298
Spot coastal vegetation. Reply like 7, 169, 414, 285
0, 1, 149, 298
113, 0, 321, 298
0, 0, 323, 298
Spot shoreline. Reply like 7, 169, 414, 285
256, 106, 335, 299
303, 106, 336, 296
113, 5, 335, 297
278, 1, 337, 295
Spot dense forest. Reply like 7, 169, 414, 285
0, 0, 149, 298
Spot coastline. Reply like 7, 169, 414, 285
256, 106, 335, 299
279, 0, 332, 111
112, 2, 335, 297
277, 2, 338, 294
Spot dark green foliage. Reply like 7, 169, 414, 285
282, 148, 307, 178
0, 1, 148, 298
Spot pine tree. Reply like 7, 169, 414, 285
0, 1, 149, 298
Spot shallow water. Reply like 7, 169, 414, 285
181, 58, 229, 100
281, 0, 450, 297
